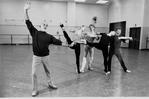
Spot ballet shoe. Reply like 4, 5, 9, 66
125, 70, 131, 73
47, 83, 57, 89
60, 23, 64, 28
32, 91, 38, 97
80, 70, 84, 73
105, 71, 110, 75
87, 67, 93, 71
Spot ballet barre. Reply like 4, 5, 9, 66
0, 34, 63, 45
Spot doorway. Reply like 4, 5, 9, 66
129, 27, 141, 50
109, 21, 126, 36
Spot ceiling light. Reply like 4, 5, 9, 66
74, 0, 86, 2
96, 0, 108, 4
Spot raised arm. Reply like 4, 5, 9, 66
24, 1, 31, 20
24, 2, 37, 36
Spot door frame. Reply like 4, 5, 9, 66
109, 21, 126, 36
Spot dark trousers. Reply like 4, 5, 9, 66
63, 31, 81, 73
87, 42, 108, 72
107, 49, 127, 72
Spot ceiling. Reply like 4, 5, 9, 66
30, 0, 115, 5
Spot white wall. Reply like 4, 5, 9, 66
0, 0, 109, 44
0, 0, 67, 43
109, 0, 144, 27
76, 3, 108, 27
67, 2, 76, 27
0, 0, 24, 25
142, 0, 149, 49
109, 0, 144, 34
75, 3, 109, 33
0, 0, 67, 25
108, 0, 146, 49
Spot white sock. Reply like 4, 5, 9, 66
80, 57, 87, 71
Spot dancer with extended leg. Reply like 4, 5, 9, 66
86, 32, 115, 75
59, 23, 86, 74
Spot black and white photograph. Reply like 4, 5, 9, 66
0, 0, 149, 97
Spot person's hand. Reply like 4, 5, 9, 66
69, 42, 75, 47
96, 32, 101, 35
110, 31, 116, 36
96, 35, 101, 40
24, 1, 31, 10
81, 39, 86, 44
129, 37, 133, 41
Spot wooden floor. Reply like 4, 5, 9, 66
0, 45, 149, 97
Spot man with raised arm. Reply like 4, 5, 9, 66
24, 2, 67, 97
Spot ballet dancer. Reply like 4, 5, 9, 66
80, 24, 98, 73
85, 31, 115, 75
59, 23, 86, 74
107, 28, 132, 74
24, 2, 67, 97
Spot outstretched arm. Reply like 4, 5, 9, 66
118, 37, 133, 41
24, 1, 31, 20
51, 35, 69, 46
118, 36, 133, 43
62, 42, 70, 47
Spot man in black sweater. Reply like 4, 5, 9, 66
24, 2, 67, 97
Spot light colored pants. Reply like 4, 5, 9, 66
32, 55, 52, 93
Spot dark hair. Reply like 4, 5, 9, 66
89, 24, 96, 29
93, 16, 97, 21
115, 27, 121, 31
